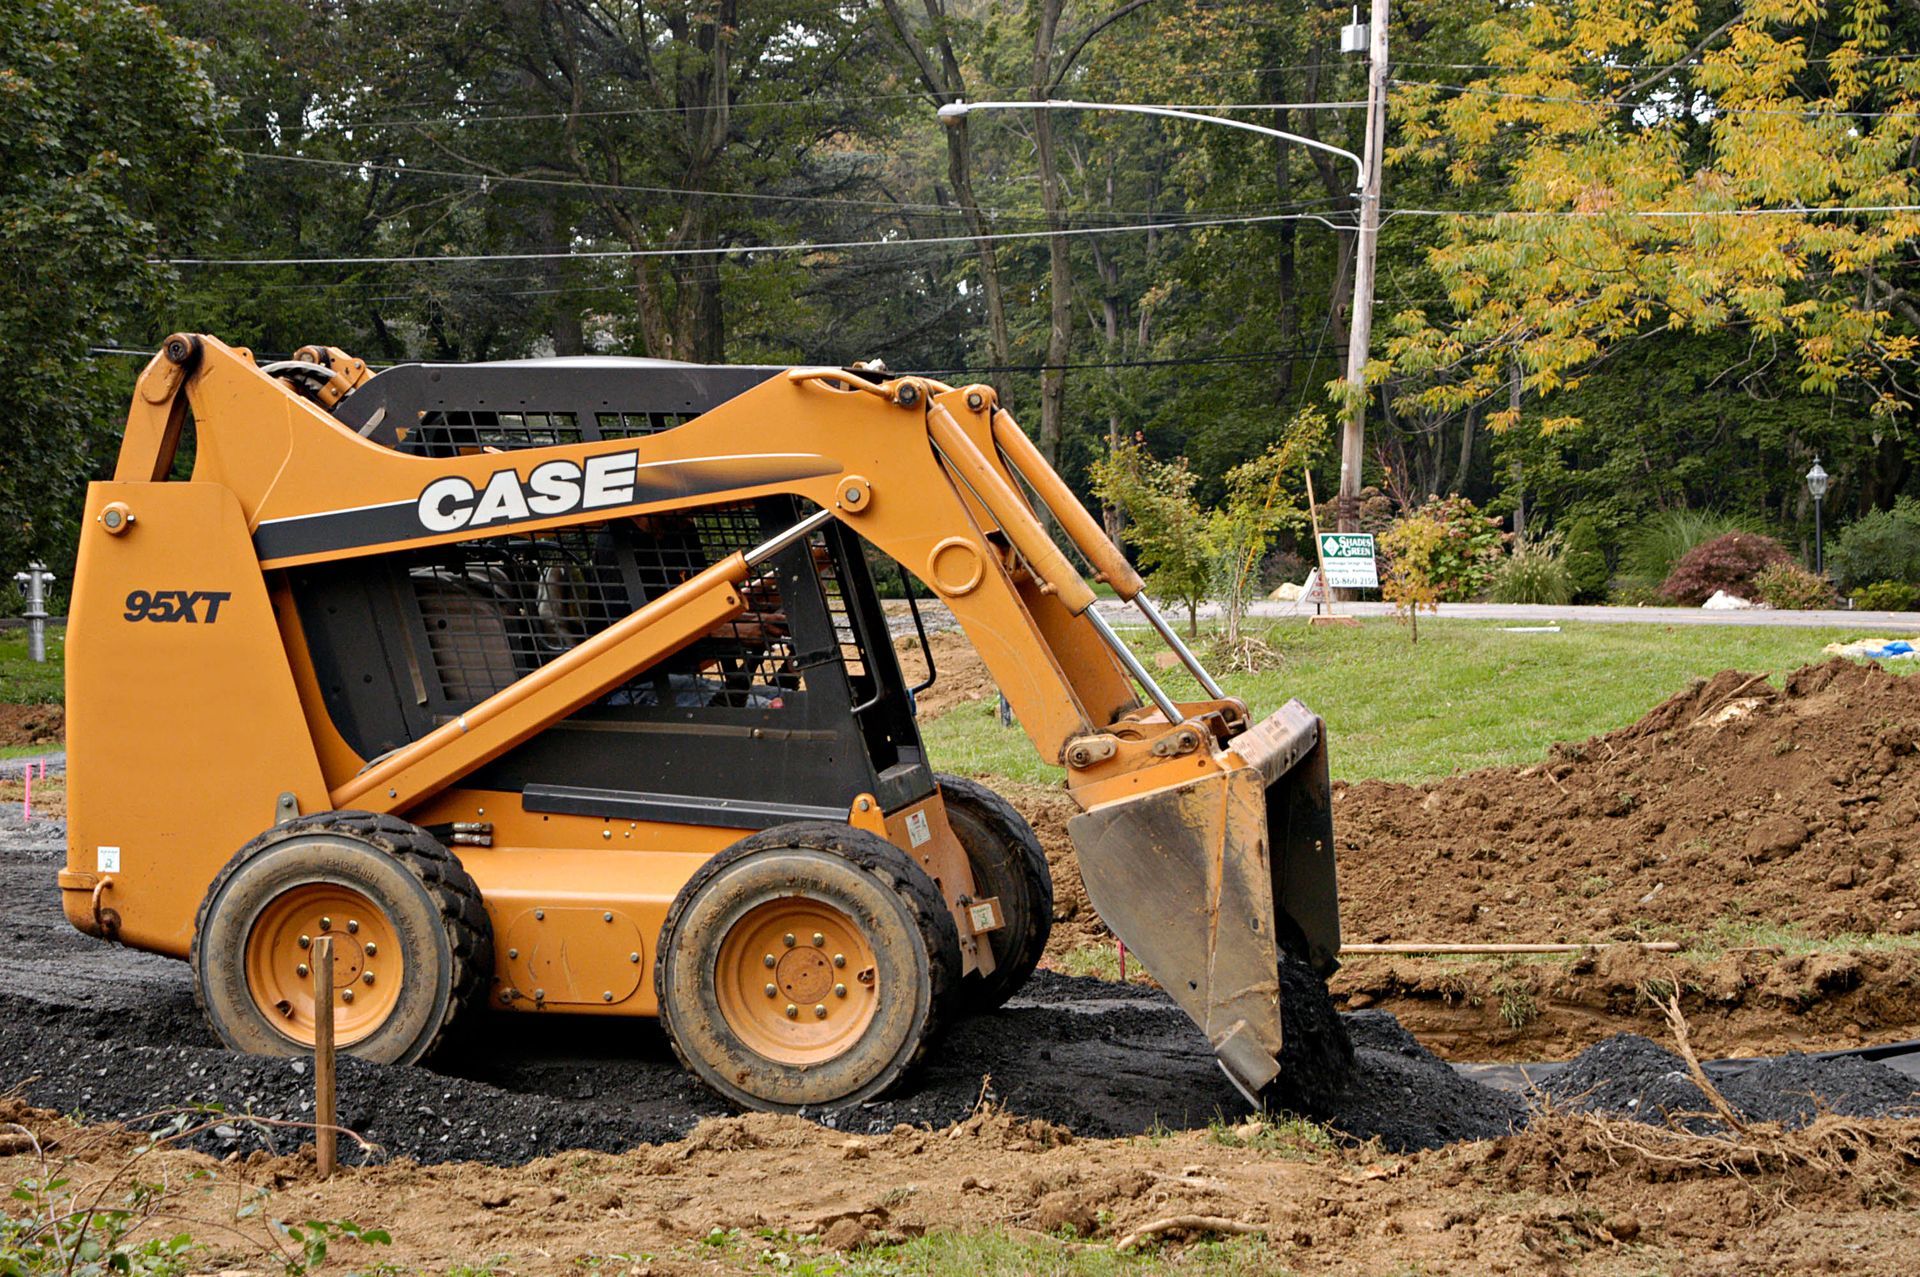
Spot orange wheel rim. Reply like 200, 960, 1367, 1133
244, 883, 403, 1048
714, 898, 880, 1066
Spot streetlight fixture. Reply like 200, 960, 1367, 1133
936, 0, 1389, 541
1806, 457, 1830, 576
935, 100, 1365, 190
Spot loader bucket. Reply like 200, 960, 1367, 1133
1066, 699, 1340, 1099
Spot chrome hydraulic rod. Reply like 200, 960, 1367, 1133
1134, 595, 1228, 701
1087, 607, 1182, 724
745, 506, 835, 566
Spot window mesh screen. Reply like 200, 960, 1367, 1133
596, 410, 697, 439
400, 410, 583, 458
403, 501, 844, 714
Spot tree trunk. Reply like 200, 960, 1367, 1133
877, 0, 1012, 370
1030, 0, 1072, 464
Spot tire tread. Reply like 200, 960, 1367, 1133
189, 811, 493, 1064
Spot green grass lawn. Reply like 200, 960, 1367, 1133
0, 625, 63, 705
923, 617, 1890, 785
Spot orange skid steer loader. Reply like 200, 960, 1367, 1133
60, 334, 1346, 1110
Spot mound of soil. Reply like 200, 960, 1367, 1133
0, 702, 62, 747
897, 629, 999, 721
1337, 659, 1920, 945
1006, 659, 1920, 959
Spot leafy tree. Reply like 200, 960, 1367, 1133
1378, 514, 1448, 642
1386, 0, 1920, 511
1, 0, 232, 580
1211, 408, 1326, 644
1089, 437, 1214, 633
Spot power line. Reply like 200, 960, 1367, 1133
85, 343, 1339, 375
1384, 202, 1920, 219
1396, 78, 1920, 119
228, 97, 1365, 134
160, 208, 1358, 268
237, 150, 1348, 225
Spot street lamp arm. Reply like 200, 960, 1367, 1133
937, 99, 1365, 190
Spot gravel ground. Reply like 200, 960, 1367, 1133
1539, 1033, 1920, 1130
3, 813, 1914, 1167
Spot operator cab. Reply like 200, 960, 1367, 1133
296, 359, 935, 827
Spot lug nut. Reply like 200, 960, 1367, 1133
812, 932, 825, 947
362, 972, 375, 986
785, 1003, 798, 1019
346, 919, 359, 934
833, 954, 846, 968
296, 963, 309, 978
319, 916, 332, 931
783, 933, 796, 948
835, 983, 847, 998
764, 953, 776, 968
364, 943, 377, 957
298, 935, 311, 949
765, 983, 778, 997
341, 989, 355, 1003
813, 1004, 827, 1019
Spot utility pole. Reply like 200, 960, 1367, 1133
1337, 0, 1389, 533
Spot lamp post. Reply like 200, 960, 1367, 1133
936, 90, 1379, 540
1806, 458, 1829, 576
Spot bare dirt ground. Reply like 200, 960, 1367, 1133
5, 1095, 1919, 1275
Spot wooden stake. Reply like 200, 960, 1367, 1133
1302, 468, 1359, 625
1340, 941, 1682, 956
313, 935, 336, 1178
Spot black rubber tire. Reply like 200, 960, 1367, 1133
655, 821, 960, 1111
935, 773, 1054, 1013
1261, 951, 1356, 1118
190, 811, 493, 1067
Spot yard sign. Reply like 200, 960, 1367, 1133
1316, 532, 1379, 589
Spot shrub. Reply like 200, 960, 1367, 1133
1754, 562, 1836, 611
1851, 579, 1920, 611
1619, 509, 1758, 587
1378, 495, 1507, 602
1562, 517, 1609, 602
1658, 531, 1792, 605
1828, 498, 1920, 591
1489, 537, 1574, 605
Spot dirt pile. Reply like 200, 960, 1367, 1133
996, 659, 1920, 956
1337, 659, 1920, 945
0, 702, 62, 748
896, 629, 998, 720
